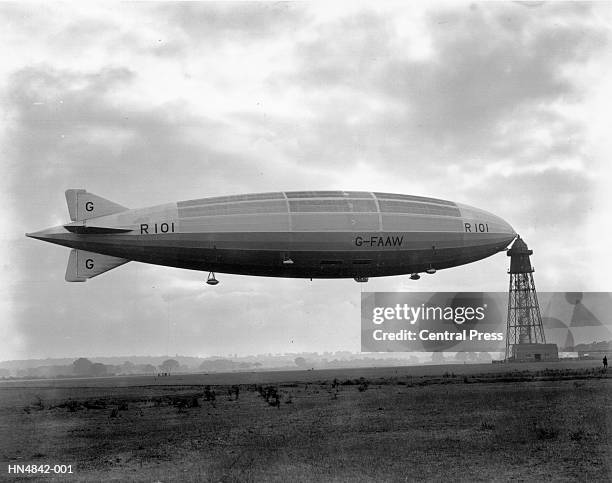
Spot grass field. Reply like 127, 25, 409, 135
1, 362, 611, 482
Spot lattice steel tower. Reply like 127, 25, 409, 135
505, 236, 546, 360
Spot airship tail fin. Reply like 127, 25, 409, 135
65, 249, 129, 282
65, 189, 128, 221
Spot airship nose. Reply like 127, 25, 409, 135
492, 216, 516, 236
456, 203, 516, 240
502, 219, 516, 236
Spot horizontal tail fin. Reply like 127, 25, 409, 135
65, 249, 128, 282
65, 189, 128, 221
63, 225, 133, 234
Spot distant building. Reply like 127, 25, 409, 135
512, 343, 559, 362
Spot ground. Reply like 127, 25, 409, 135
1, 362, 611, 482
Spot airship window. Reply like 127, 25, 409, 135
179, 192, 284, 207
379, 200, 460, 217
289, 199, 377, 212
286, 191, 373, 199
291, 213, 379, 231
374, 192, 456, 207
179, 200, 288, 217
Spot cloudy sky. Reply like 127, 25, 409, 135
1, 1, 611, 360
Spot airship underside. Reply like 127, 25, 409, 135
27, 190, 516, 282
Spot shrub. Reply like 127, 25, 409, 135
33, 395, 45, 410
535, 424, 559, 440
66, 400, 80, 412
480, 420, 495, 431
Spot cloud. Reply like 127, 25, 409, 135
474, 167, 592, 229
255, 1, 608, 240
286, 3, 608, 160
159, 2, 307, 42
5, 64, 280, 221
2, 2, 611, 359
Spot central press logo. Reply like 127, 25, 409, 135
361, 292, 506, 352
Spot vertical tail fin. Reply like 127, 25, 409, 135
65, 189, 128, 221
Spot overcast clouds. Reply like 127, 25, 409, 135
1, 2, 611, 360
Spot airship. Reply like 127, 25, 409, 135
26, 190, 516, 284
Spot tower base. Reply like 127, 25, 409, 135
507, 343, 559, 362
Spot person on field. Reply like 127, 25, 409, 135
603, 356, 608, 369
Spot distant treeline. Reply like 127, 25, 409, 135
0, 352, 500, 379
0, 358, 161, 379
0, 357, 267, 378
570, 341, 611, 352
0, 351, 418, 377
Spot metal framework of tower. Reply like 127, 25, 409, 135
505, 236, 546, 360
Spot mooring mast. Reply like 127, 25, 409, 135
505, 236, 546, 360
